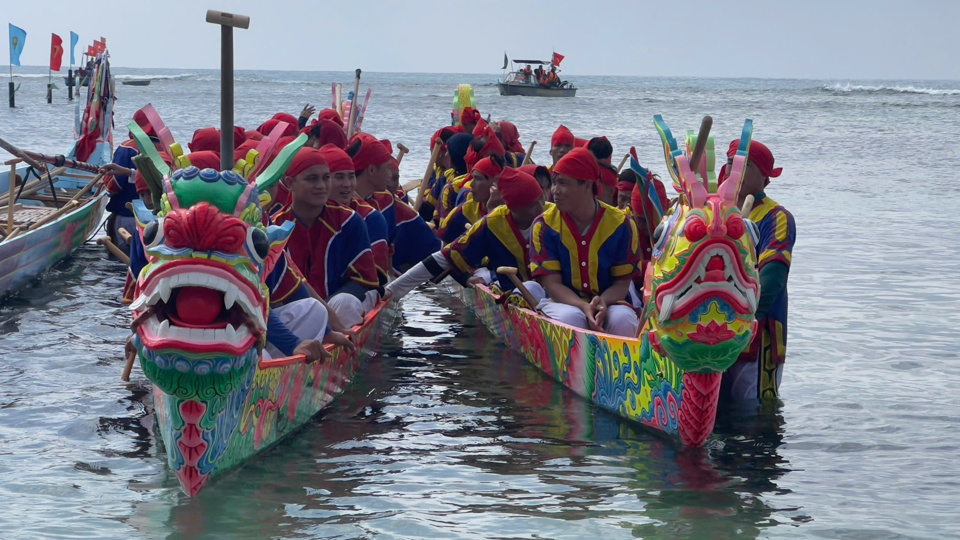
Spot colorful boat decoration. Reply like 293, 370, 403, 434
126, 130, 398, 496
0, 50, 114, 299
453, 116, 761, 446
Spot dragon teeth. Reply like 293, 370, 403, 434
747, 288, 758, 312
660, 293, 676, 321
159, 280, 172, 304
223, 286, 237, 310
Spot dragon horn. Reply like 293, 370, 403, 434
255, 133, 308, 192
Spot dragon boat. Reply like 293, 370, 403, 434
454, 116, 762, 446
125, 121, 398, 496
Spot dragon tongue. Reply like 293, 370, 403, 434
704, 255, 726, 282
174, 287, 223, 327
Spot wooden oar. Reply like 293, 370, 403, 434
413, 143, 442, 212
521, 140, 537, 165
688, 116, 713, 176
396, 143, 409, 165
97, 236, 131, 264
0, 166, 69, 207
496, 266, 540, 310
740, 194, 756, 217
346, 69, 362, 139
616, 152, 630, 173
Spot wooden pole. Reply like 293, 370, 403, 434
206, 10, 251, 170
413, 143, 442, 212
346, 69, 362, 139
521, 140, 537, 165
616, 152, 630, 173
740, 194, 756, 217
496, 266, 539, 310
688, 116, 713, 176
120, 348, 136, 382
7, 160, 17, 235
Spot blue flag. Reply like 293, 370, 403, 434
70, 31, 78, 66
9, 24, 26, 67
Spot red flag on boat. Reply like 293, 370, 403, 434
86, 45, 95, 57
552, 52, 565, 66
50, 33, 64, 71
93, 39, 105, 54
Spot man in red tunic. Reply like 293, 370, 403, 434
272, 148, 380, 327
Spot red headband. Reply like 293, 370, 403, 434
498, 168, 542, 210
318, 108, 344, 127
287, 147, 328, 178
726, 139, 782, 178
551, 124, 575, 148
188, 127, 220, 153
553, 147, 599, 183
460, 107, 480, 126
465, 127, 506, 171
257, 118, 298, 138
497, 121, 524, 153
318, 144, 354, 173
472, 157, 503, 180
350, 133, 392, 172
186, 150, 222, 170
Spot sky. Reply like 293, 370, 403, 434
4, 0, 959, 80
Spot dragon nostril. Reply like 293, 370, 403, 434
684, 217, 707, 242
726, 213, 745, 238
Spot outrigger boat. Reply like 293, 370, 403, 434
124, 114, 399, 495
453, 116, 761, 446
0, 52, 114, 299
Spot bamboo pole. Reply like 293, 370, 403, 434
396, 143, 409, 165
121, 348, 136, 382
616, 152, 630, 173
522, 141, 537, 165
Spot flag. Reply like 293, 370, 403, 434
502, 52, 508, 70
9, 24, 27, 67
93, 39, 104, 54
70, 31, 78, 65
87, 45, 95, 57
50, 33, 64, 71
552, 52, 564, 66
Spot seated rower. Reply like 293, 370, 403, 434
349, 133, 442, 273
273, 147, 380, 327
616, 169, 637, 209
319, 144, 391, 283
549, 125, 576, 168
529, 148, 641, 337
458, 107, 481, 135
433, 133, 474, 223
439, 155, 503, 243
387, 168, 546, 299
494, 121, 525, 166
519, 164, 552, 202
419, 127, 458, 222
587, 137, 618, 206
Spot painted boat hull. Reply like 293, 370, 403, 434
455, 283, 723, 446
497, 83, 577, 97
0, 160, 109, 299
147, 301, 400, 496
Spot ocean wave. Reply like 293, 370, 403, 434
822, 83, 960, 96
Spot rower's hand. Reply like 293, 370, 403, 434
293, 339, 327, 363
325, 330, 357, 354
100, 163, 133, 177
299, 104, 316, 120
466, 276, 485, 288
584, 297, 607, 332
381, 289, 394, 303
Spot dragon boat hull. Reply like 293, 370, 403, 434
455, 283, 724, 446
146, 300, 399, 496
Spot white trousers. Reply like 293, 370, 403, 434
525, 282, 639, 337
327, 290, 378, 328
263, 298, 329, 360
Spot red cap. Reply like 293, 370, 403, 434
616, 180, 635, 192
497, 121, 524, 153
244, 129, 264, 141
303, 119, 348, 149
258, 119, 298, 138
286, 147, 329, 178
472, 157, 503, 180
575, 138, 589, 148
460, 107, 480, 126
465, 127, 506, 171
431, 126, 457, 150
725, 139, 782, 178
350, 133, 392, 172
318, 144, 354, 173
318, 108, 344, 127
599, 165, 617, 188
188, 127, 220, 153
132, 109, 156, 137
235, 139, 260, 165
551, 125, 575, 148
232, 126, 246, 149
380, 139, 393, 156
186, 151, 222, 170
498, 168, 543, 210
519, 164, 549, 179
272, 112, 299, 126
553, 147, 600, 183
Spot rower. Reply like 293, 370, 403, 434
319, 144, 391, 283
438, 155, 503, 243
349, 133, 441, 273
719, 139, 795, 401
519, 164, 552, 202
528, 148, 641, 337
495, 121, 525, 166
100, 109, 164, 255
459, 107, 481, 135
616, 169, 637, 209
433, 132, 474, 223
549, 125, 576, 167
587, 137, 618, 206
272, 147, 380, 327
419, 126, 458, 222
453, 125, 507, 208
387, 167, 546, 299
303, 119, 347, 150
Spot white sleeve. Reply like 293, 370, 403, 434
386, 252, 451, 300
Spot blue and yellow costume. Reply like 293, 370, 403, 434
367, 192, 442, 274
441, 204, 538, 291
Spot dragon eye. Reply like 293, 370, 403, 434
652, 222, 666, 246
684, 216, 707, 242
726, 213, 745, 238
143, 218, 165, 249
247, 227, 270, 264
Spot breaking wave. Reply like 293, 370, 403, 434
822, 83, 960, 96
